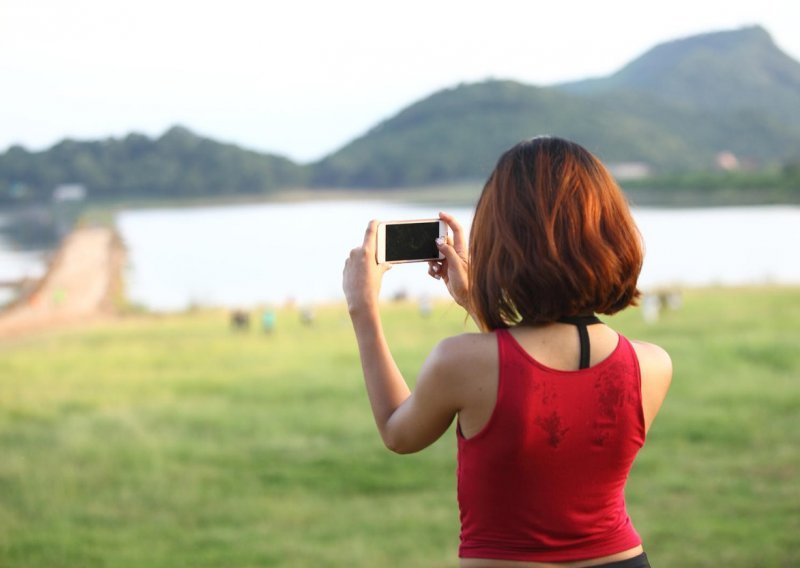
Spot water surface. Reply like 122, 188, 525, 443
115, 202, 800, 311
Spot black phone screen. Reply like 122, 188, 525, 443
385, 222, 440, 262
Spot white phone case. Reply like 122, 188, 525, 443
376, 219, 446, 264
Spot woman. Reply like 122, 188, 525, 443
342, 137, 672, 567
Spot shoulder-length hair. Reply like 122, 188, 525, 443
468, 137, 643, 330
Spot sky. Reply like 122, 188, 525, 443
2, 0, 799, 163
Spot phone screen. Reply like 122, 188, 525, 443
385, 221, 440, 262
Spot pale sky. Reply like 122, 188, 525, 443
2, 0, 799, 162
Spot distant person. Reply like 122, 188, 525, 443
262, 307, 276, 334
418, 294, 433, 318
230, 309, 250, 331
300, 305, 315, 326
343, 137, 672, 567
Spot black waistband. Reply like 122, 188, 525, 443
593, 552, 650, 568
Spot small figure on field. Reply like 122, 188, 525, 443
641, 288, 683, 323
300, 305, 315, 326
230, 309, 250, 331
419, 295, 433, 318
262, 308, 276, 334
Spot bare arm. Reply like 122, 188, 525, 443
343, 221, 462, 453
632, 340, 673, 433
348, 304, 410, 437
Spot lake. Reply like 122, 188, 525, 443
0, 214, 49, 306
112, 201, 800, 312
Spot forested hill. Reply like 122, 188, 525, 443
314, 25, 800, 187
559, 25, 800, 122
2, 25, 800, 203
0, 127, 308, 204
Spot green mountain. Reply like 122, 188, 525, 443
313, 26, 800, 187
560, 26, 800, 123
0, 126, 307, 204
2, 25, 799, 201
311, 81, 700, 186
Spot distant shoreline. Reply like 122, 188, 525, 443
74, 183, 800, 220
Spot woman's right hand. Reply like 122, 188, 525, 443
428, 211, 470, 309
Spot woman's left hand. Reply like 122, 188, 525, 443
343, 220, 392, 315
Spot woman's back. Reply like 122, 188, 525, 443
455, 322, 671, 440
436, 322, 670, 567
456, 323, 645, 562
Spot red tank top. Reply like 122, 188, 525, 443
457, 328, 646, 562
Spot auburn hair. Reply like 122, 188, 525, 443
468, 137, 643, 330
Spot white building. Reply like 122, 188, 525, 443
52, 184, 87, 202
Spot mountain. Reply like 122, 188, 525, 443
560, 26, 800, 123
2, 25, 800, 201
313, 26, 800, 187
311, 81, 708, 186
0, 126, 307, 204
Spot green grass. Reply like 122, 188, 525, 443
0, 288, 798, 567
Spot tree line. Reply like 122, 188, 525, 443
0, 126, 307, 205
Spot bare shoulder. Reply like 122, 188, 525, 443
630, 339, 673, 432
429, 332, 497, 376
411, 332, 497, 417
630, 340, 673, 378
421, 332, 499, 432
421, 332, 497, 393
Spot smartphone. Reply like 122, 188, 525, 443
376, 219, 447, 264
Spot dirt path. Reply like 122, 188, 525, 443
0, 227, 125, 338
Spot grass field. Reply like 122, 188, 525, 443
0, 287, 798, 567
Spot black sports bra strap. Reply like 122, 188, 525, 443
557, 315, 602, 370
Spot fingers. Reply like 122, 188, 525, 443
428, 260, 444, 280
347, 244, 386, 274
438, 212, 467, 255
362, 219, 380, 250
435, 237, 461, 265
